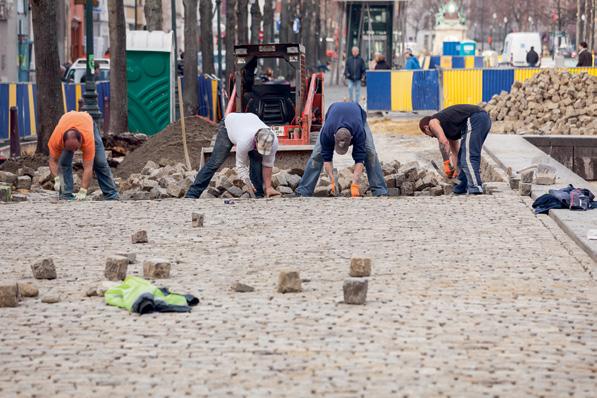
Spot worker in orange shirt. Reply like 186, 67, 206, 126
48, 111, 119, 200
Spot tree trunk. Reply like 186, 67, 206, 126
144, 0, 163, 31
31, 0, 63, 155
262, 0, 274, 68
225, 0, 236, 78
279, 0, 291, 44
108, 0, 128, 133
183, 0, 199, 116
250, 1, 262, 44
279, 0, 292, 78
576, 0, 582, 45
300, 0, 313, 68
237, 0, 249, 44
199, 0, 215, 74
319, 1, 327, 63
263, 0, 274, 43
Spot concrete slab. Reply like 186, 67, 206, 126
484, 134, 597, 262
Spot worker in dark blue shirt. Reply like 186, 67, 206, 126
295, 102, 387, 197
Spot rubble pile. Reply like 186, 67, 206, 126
483, 70, 597, 135
0, 159, 449, 202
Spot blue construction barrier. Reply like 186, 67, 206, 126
0, 76, 221, 140
367, 67, 597, 112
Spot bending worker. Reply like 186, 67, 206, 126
185, 113, 281, 199
419, 104, 491, 195
48, 111, 119, 200
295, 102, 387, 197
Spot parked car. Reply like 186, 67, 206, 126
502, 32, 542, 67
63, 58, 110, 83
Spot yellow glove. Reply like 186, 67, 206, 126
75, 188, 88, 201
53, 176, 61, 192
350, 183, 361, 197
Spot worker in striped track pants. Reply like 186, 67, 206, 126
419, 105, 492, 195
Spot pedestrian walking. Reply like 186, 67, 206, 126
577, 42, 593, 67
344, 47, 366, 103
526, 46, 539, 67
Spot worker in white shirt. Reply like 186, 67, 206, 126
185, 113, 281, 198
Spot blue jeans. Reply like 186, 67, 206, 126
59, 122, 119, 200
454, 112, 491, 194
185, 121, 265, 198
347, 79, 361, 103
295, 122, 387, 197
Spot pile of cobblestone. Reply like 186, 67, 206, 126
0, 159, 449, 202
200, 160, 449, 198
484, 70, 597, 135
0, 167, 49, 202
118, 160, 196, 200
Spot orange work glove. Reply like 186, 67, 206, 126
330, 176, 336, 196
443, 160, 456, 178
350, 183, 361, 197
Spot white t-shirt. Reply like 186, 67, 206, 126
225, 113, 278, 182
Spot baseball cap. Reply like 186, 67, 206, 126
334, 128, 352, 155
256, 128, 275, 156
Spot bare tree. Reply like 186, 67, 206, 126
263, 0, 274, 43
108, 0, 128, 133
144, 0, 163, 31
279, 0, 291, 44
225, 0, 236, 77
250, 0, 262, 44
300, 0, 313, 67
31, 0, 63, 155
237, 0, 249, 44
183, 0, 199, 116
200, 0, 215, 74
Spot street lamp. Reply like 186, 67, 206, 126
503, 17, 509, 45
80, 0, 101, 123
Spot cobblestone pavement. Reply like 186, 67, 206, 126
0, 193, 595, 398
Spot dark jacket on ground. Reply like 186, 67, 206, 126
577, 49, 593, 67
320, 102, 367, 164
526, 49, 539, 66
374, 60, 391, 70
344, 55, 367, 81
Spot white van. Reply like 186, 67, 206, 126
502, 32, 542, 67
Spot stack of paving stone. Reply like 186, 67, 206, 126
118, 161, 197, 200
201, 160, 448, 198
0, 169, 35, 202
483, 70, 597, 135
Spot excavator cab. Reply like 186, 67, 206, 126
226, 43, 324, 146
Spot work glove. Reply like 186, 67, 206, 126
443, 160, 456, 178
74, 188, 88, 201
330, 175, 336, 196
53, 176, 61, 192
350, 183, 361, 198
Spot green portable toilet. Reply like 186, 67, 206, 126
459, 40, 477, 56
126, 31, 175, 135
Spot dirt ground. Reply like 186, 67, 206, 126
369, 118, 423, 136
115, 116, 218, 178
0, 153, 48, 173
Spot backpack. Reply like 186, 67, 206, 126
570, 189, 591, 211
